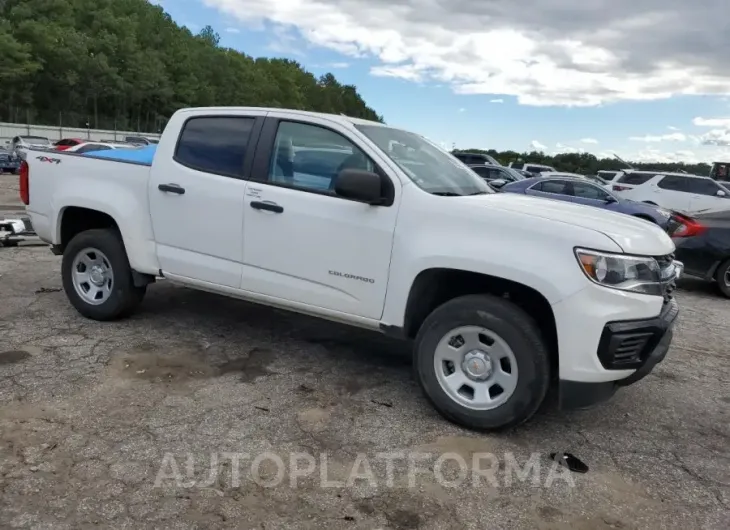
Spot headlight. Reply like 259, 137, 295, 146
575, 248, 662, 296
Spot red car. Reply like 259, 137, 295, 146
53, 138, 84, 151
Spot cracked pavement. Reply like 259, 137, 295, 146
0, 244, 728, 529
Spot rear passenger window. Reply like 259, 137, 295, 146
657, 176, 689, 191
617, 172, 655, 185
175, 116, 255, 177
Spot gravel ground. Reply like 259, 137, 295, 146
0, 244, 729, 530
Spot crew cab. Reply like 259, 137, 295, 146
19, 107, 682, 431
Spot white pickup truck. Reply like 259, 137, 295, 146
19, 107, 682, 430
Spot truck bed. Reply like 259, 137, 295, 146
24, 148, 153, 248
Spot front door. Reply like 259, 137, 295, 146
240, 114, 399, 319
686, 178, 730, 213
148, 112, 265, 288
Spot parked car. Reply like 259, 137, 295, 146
584, 174, 609, 187
0, 148, 20, 174
54, 138, 85, 151
509, 162, 557, 176
66, 142, 135, 154
613, 172, 730, 214
452, 151, 501, 166
20, 106, 681, 431
467, 164, 525, 184
597, 170, 621, 181
499, 176, 682, 233
10, 135, 53, 159
124, 135, 160, 145
672, 209, 730, 297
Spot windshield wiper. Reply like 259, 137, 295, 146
465, 191, 489, 196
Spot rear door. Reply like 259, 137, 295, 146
148, 111, 266, 288
239, 113, 400, 319
654, 175, 694, 212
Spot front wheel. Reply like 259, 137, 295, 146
413, 294, 551, 431
61, 228, 146, 320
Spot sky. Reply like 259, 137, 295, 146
152, 0, 730, 165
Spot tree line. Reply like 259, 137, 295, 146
0, 0, 382, 133
456, 149, 712, 177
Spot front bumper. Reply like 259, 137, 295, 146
560, 297, 679, 410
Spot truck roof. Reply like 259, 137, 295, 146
179, 107, 386, 128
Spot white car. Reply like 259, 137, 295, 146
509, 162, 557, 175
10, 135, 53, 159
20, 106, 681, 431
613, 172, 730, 214
66, 142, 134, 154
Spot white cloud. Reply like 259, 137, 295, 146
329, 62, 350, 68
530, 140, 547, 151
690, 117, 730, 146
266, 24, 305, 56
202, 0, 730, 107
225, 27, 241, 33
629, 132, 687, 142
699, 129, 730, 147
693, 117, 730, 127
667, 126, 679, 131
490, 98, 504, 103
580, 138, 598, 144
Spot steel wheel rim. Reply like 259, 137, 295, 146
433, 325, 519, 411
724, 268, 730, 287
71, 247, 114, 305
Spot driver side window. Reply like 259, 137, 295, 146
268, 121, 374, 193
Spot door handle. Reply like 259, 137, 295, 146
158, 183, 185, 194
250, 201, 283, 213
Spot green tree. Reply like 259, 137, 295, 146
0, 0, 383, 130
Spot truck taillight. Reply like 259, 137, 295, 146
19, 161, 29, 205
612, 185, 630, 192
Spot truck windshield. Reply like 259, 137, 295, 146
355, 124, 492, 196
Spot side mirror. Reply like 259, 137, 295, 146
605, 195, 618, 203
717, 190, 726, 197
334, 168, 383, 204
489, 179, 507, 189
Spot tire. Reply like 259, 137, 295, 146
61, 228, 146, 320
413, 294, 551, 431
714, 259, 730, 298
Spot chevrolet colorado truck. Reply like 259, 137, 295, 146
19, 107, 682, 430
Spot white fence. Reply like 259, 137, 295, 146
0, 122, 161, 146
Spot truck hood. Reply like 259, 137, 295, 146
461, 193, 675, 256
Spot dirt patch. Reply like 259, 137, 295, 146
0, 350, 31, 364
107, 343, 276, 383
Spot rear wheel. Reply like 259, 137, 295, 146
714, 259, 730, 298
413, 294, 551, 431
61, 228, 146, 320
